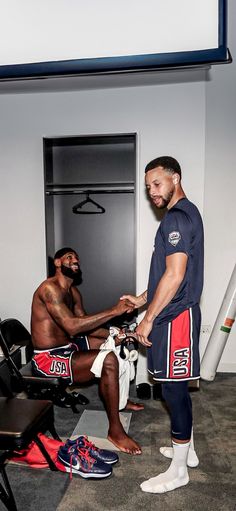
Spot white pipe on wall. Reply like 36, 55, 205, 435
200, 264, 236, 381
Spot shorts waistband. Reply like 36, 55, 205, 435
33, 344, 71, 354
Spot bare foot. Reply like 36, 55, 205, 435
107, 431, 142, 455
124, 399, 144, 411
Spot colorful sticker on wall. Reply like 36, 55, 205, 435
220, 317, 235, 333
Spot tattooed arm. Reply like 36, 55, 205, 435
41, 282, 134, 337
71, 285, 109, 339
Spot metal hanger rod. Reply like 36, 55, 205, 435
46, 188, 134, 195
45, 181, 134, 195
46, 182, 134, 188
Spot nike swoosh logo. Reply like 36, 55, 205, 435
154, 370, 162, 374
58, 457, 81, 470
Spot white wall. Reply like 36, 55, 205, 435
201, 0, 236, 372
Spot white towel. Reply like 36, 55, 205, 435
90, 332, 135, 410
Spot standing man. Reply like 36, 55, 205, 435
31, 247, 142, 455
122, 156, 204, 491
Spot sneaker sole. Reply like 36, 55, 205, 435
58, 457, 112, 479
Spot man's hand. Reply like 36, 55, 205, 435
113, 298, 135, 316
120, 292, 147, 309
134, 319, 152, 347
113, 329, 126, 347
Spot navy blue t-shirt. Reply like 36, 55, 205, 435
147, 198, 204, 325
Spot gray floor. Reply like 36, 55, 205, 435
2, 373, 236, 511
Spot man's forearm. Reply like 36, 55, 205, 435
63, 307, 121, 336
139, 290, 147, 306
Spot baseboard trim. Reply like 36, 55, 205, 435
217, 363, 236, 373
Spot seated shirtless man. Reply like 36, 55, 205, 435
31, 247, 142, 455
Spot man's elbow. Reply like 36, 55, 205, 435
167, 271, 185, 289
63, 320, 81, 337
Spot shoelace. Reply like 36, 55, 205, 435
68, 446, 96, 480
76, 436, 100, 453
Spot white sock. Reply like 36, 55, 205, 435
159, 430, 199, 468
140, 442, 190, 494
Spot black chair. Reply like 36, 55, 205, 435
0, 319, 34, 363
0, 318, 88, 413
0, 396, 60, 511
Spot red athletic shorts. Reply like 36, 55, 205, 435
31, 334, 89, 385
147, 305, 201, 382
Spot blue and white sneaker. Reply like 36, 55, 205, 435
57, 444, 112, 479
65, 436, 119, 465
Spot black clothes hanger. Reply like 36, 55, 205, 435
72, 192, 106, 214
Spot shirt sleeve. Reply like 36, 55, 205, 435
161, 209, 192, 256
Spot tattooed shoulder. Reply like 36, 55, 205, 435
43, 284, 62, 305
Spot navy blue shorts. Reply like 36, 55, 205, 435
148, 305, 201, 382
70, 335, 90, 352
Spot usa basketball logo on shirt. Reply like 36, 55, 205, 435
168, 231, 181, 246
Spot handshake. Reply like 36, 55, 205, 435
109, 326, 139, 362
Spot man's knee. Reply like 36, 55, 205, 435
161, 381, 192, 416
102, 351, 118, 373
162, 381, 189, 406
162, 381, 192, 440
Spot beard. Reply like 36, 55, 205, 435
154, 188, 174, 209
61, 264, 82, 285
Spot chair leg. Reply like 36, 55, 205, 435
0, 464, 18, 511
48, 423, 61, 442
34, 436, 58, 472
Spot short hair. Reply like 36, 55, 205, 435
145, 156, 181, 178
54, 247, 76, 260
